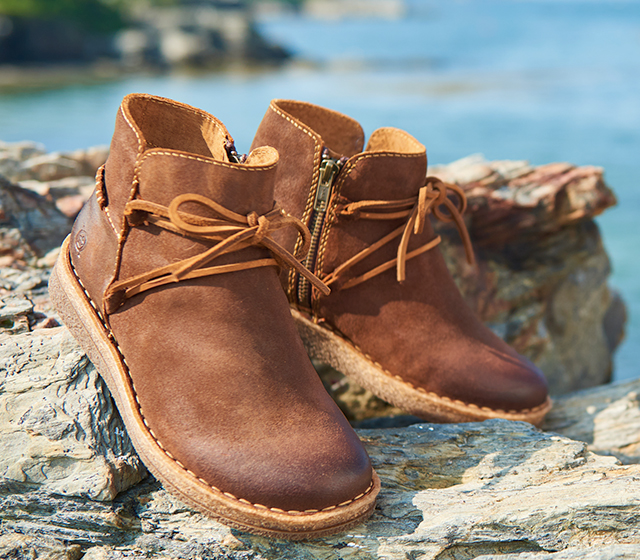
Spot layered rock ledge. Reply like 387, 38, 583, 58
2, 327, 640, 559
0, 141, 634, 558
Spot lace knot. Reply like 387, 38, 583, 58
325, 176, 475, 291
105, 191, 329, 313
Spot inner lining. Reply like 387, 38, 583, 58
128, 96, 229, 161
365, 127, 425, 154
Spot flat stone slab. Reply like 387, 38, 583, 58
3, 327, 640, 558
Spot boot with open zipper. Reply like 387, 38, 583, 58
252, 99, 552, 426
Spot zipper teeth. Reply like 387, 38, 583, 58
298, 210, 325, 305
297, 154, 343, 307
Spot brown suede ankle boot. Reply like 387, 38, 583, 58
48, 94, 379, 538
252, 100, 552, 426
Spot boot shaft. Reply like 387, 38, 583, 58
71, 94, 279, 313
252, 99, 430, 309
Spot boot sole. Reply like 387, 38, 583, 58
49, 236, 380, 540
291, 308, 552, 426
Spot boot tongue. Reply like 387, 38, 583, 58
137, 146, 278, 217
341, 127, 427, 201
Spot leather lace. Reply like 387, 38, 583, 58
323, 177, 475, 291
103, 193, 330, 312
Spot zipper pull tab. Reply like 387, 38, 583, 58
314, 158, 341, 212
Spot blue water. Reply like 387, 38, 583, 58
1, 0, 638, 380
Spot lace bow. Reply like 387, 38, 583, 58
323, 177, 475, 291
103, 193, 330, 313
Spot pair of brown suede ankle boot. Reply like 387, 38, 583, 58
49, 94, 551, 539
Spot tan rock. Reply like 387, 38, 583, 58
0, 328, 146, 501
543, 378, 640, 464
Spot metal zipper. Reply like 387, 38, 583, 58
297, 150, 344, 307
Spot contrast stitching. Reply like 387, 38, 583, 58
95, 167, 119, 237
69, 256, 374, 515
109, 106, 146, 301
317, 153, 423, 276
119, 105, 144, 204
269, 102, 317, 141
313, 318, 551, 416
146, 97, 224, 135
138, 150, 277, 172
269, 102, 323, 297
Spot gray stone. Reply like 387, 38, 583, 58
0, 294, 34, 334
475, 545, 640, 559
0, 328, 146, 501
17, 153, 83, 182
0, 174, 72, 260
543, 378, 640, 464
2, 417, 640, 558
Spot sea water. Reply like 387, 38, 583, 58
0, 0, 638, 381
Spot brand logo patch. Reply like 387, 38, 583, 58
75, 229, 87, 252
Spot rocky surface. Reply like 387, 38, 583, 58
0, 328, 146, 501
0, 141, 108, 334
2, 329, 640, 559
0, 143, 636, 557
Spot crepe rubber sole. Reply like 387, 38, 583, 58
291, 308, 552, 426
48, 236, 380, 540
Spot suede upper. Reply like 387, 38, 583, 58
69, 94, 373, 511
251, 99, 550, 417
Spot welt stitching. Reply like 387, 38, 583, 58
69, 257, 374, 514
314, 318, 550, 416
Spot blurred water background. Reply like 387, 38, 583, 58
0, 0, 638, 381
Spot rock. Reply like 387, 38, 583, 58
0, 294, 33, 333
0, 328, 146, 501
0, 141, 100, 330
0, 174, 72, 260
3, 410, 640, 558
543, 378, 640, 465
475, 545, 640, 559
65, 146, 109, 177
116, 2, 289, 68
16, 153, 83, 182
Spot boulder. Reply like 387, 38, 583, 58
0, 328, 146, 501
